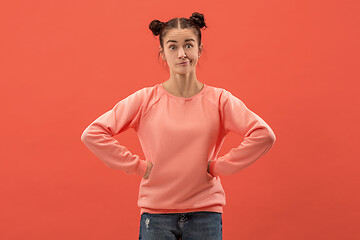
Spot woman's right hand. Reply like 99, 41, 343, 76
143, 161, 153, 179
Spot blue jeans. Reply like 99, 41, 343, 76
138, 211, 222, 240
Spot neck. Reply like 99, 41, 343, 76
162, 73, 203, 98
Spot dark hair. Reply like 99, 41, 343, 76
149, 12, 208, 67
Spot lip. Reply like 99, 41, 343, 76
178, 61, 189, 65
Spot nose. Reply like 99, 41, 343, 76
178, 47, 186, 59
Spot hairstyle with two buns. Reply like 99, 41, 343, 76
149, 12, 208, 66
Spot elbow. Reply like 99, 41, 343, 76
268, 130, 276, 144
254, 127, 276, 146
254, 127, 276, 143
265, 129, 276, 150
258, 128, 276, 155
80, 129, 89, 143
81, 123, 96, 143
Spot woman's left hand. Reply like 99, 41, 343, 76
207, 160, 212, 173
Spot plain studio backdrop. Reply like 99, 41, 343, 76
1, 0, 359, 239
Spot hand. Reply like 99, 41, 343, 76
207, 160, 212, 173
143, 161, 153, 179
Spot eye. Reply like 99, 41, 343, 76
169, 44, 193, 50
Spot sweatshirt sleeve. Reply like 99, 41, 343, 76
208, 90, 276, 177
80, 89, 148, 177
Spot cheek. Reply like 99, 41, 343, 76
190, 57, 198, 64
190, 53, 199, 61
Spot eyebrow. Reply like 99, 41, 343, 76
166, 39, 195, 44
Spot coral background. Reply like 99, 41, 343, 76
1, 0, 359, 239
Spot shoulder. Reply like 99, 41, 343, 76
203, 84, 235, 103
118, 84, 163, 116
118, 84, 160, 103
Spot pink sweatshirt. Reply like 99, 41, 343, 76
81, 83, 276, 216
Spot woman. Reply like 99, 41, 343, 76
81, 12, 276, 240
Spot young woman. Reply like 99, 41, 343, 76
81, 12, 276, 240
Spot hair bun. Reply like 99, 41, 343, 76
149, 20, 164, 36
189, 12, 207, 29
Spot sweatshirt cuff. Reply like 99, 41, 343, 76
135, 159, 148, 177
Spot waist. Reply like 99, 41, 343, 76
139, 204, 223, 216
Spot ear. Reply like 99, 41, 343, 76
159, 45, 165, 58
199, 43, 203, 57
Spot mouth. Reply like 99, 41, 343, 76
178, 61, 189, 65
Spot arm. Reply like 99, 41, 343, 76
208, 90, 276, 177
80, 89, 148, 178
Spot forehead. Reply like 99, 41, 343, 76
164, 28, 197, 43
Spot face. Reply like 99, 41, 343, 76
160, 28, 203, 74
